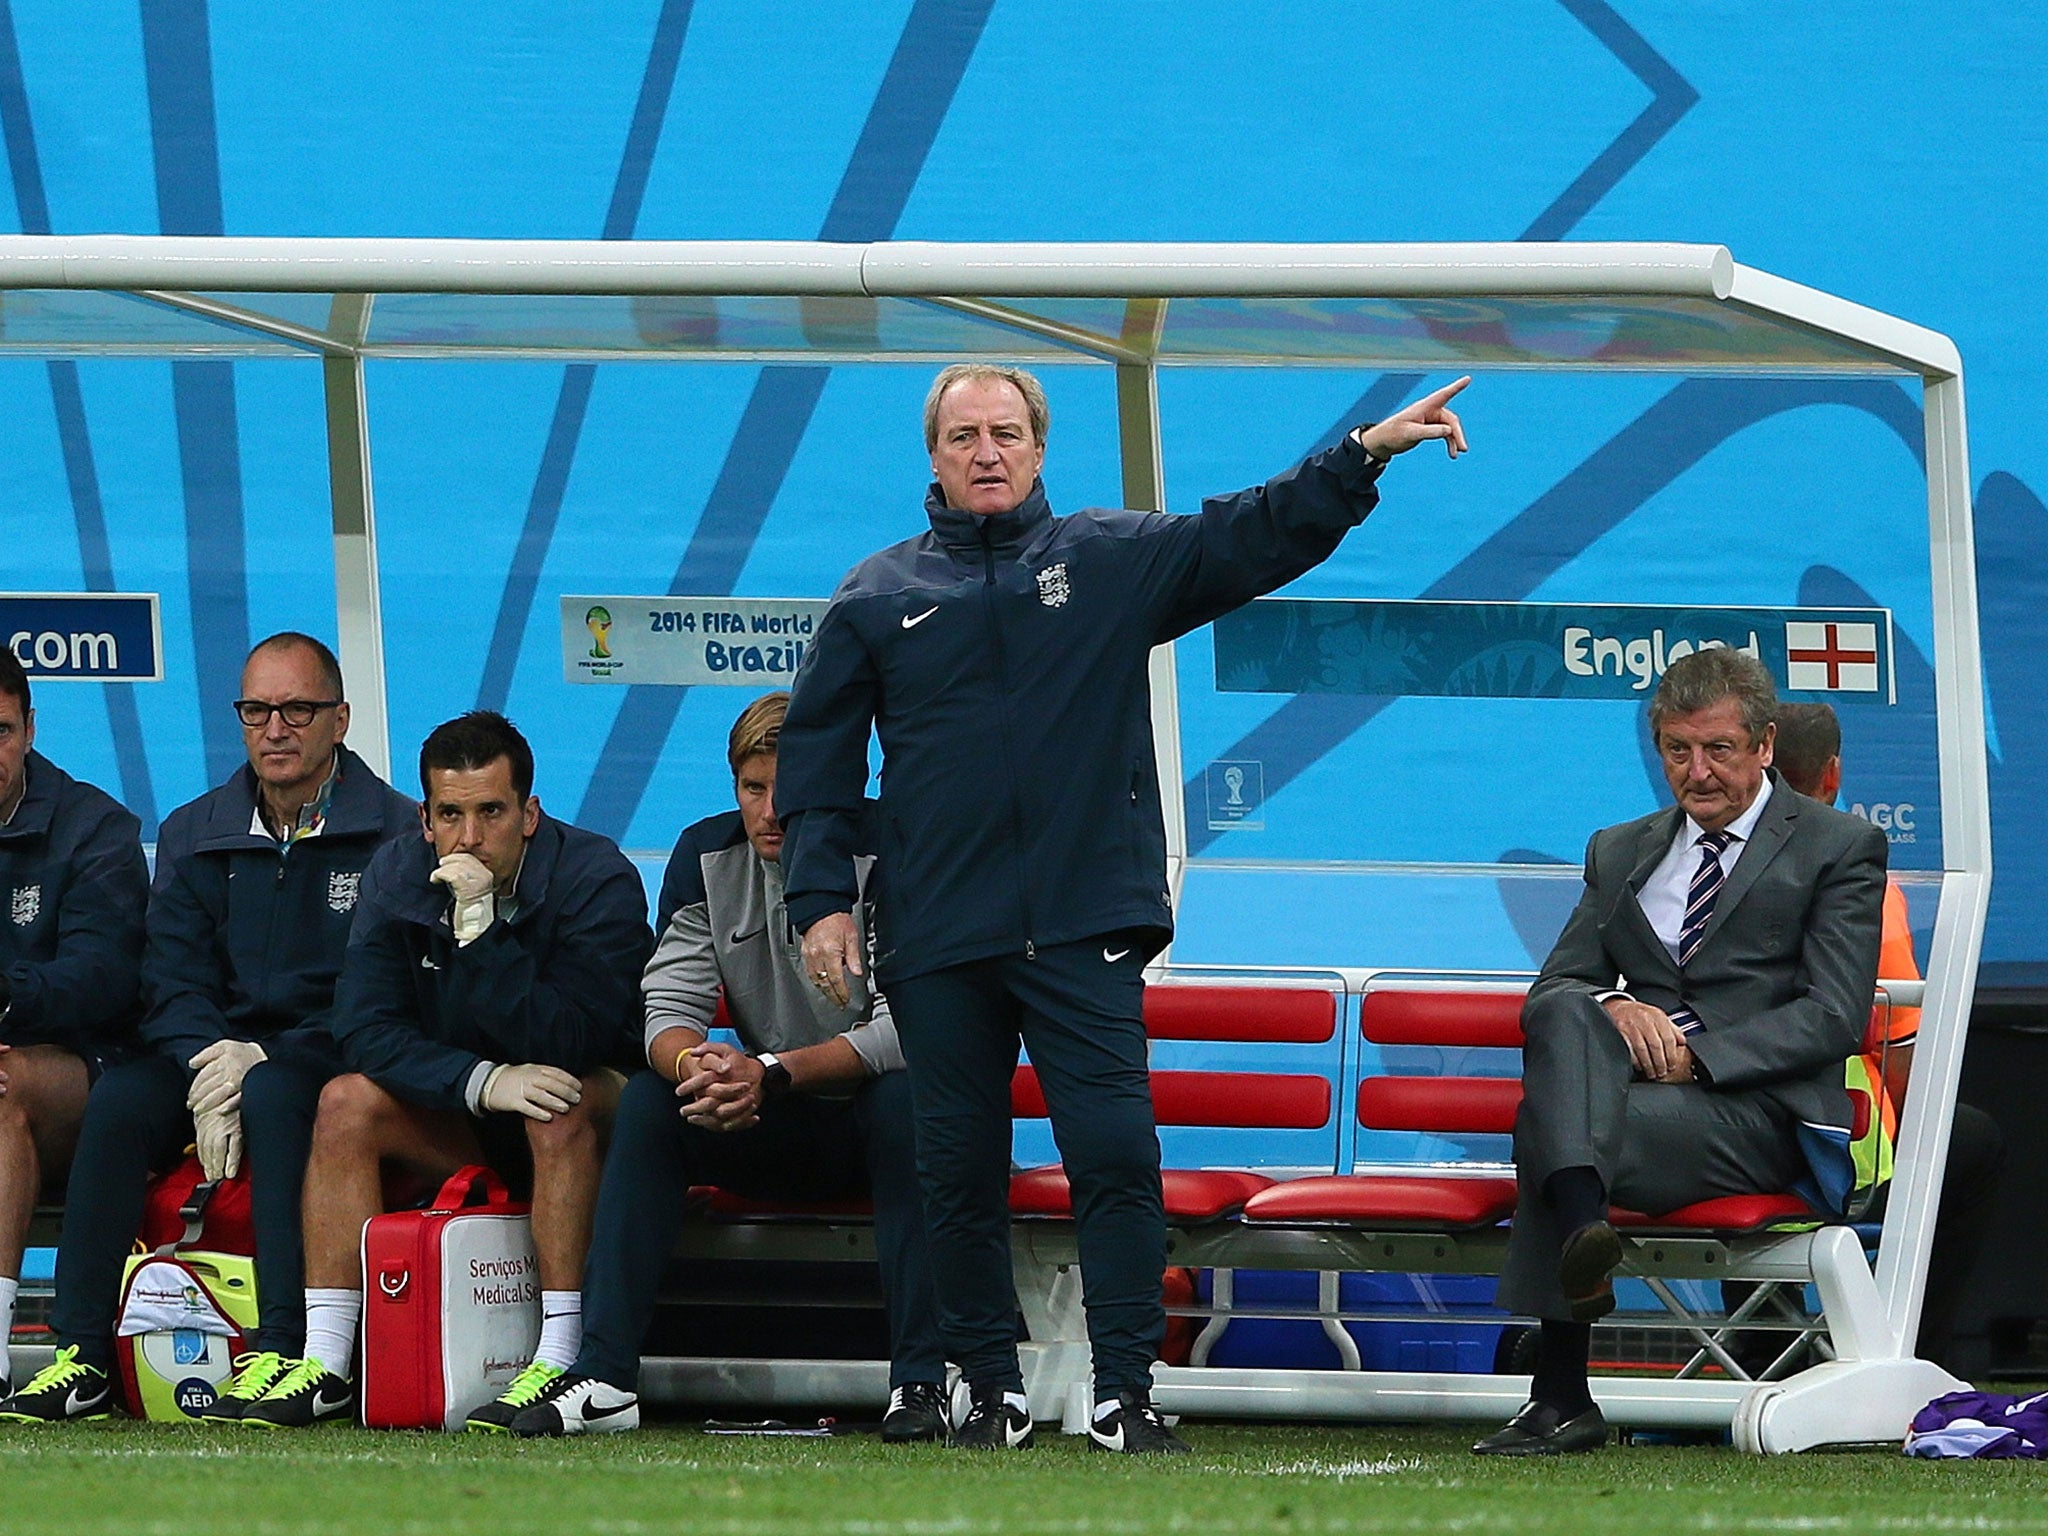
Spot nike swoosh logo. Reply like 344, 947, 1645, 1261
420, 955, 438, 970
585, 1398, 637, 1421
728, 926, 764, 945
1103, 948, 1131, 963
313, 1388, 352, 1415
66, 1386, 104, 1415
902, 607, 938, 629
1091, 1423, 1125, 1451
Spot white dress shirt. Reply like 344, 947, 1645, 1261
1635, 773, 1775, 964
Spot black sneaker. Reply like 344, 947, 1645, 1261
0, 1346, 111, 1423
240, 1358, 354, 1428
201, 1351, 291, 1425
508, 1372, 640, 1437
1088, 1390, 1190, 1454
881, 1382, 949, 1444
949, 1384, 1034, 1449
464, 1360, 565, 1433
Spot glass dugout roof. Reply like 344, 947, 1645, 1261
0, 238, 1959, 376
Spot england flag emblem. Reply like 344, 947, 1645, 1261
10, 884, 39, 925
327, 871, 361, 914
1785, 621, 1880, 692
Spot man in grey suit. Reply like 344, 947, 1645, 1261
1474, 646, 1887, 1456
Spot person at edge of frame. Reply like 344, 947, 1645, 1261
0, 644, 148, 1398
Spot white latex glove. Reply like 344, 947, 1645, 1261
187, 1039, 267, 1117
481, 1062, 581, 1122
431, 852, 497, 945
194, 1104, 243, 1181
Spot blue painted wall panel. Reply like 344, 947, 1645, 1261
0, 0, 2039, 988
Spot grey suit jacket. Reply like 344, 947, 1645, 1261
1527, 770, 1889, 1136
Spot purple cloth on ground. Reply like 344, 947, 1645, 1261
1905, 1390, 2048, 1458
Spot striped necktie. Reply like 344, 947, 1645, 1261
1669, 829, 1736, 1037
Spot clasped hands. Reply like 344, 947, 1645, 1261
674, 1040, 768, 1133
1602, 997, 1696, 1085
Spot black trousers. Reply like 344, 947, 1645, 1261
888, 936, 1163, 1399
1501, 989, 1806, 1321
575, 1066, 942, 1391
49, 1041, 337, 1367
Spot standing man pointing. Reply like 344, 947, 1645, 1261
779, 364, 1468, 1452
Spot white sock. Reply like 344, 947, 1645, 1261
1004, 1390, 1029, 1415
0, 1276, 17, 1380
535, 1290, 583, 1371
304, 1289, 363, 1379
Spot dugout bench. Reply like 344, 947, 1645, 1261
628, 968, 1956, 1452
8, 970, 1953, 1451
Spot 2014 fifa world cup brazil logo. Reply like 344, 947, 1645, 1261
585, 605, 613, 659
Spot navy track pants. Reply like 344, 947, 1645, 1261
887, 934, 1164, 1399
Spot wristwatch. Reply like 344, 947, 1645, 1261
754, 1052, 793, 1100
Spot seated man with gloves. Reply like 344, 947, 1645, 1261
507, 691, 944, 1442
0, 633, 416, 1424
252, 710, 650, 1429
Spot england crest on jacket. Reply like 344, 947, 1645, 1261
10, 884, 38, 925
328, 871, 361, 914
1036, 563, 1070, 608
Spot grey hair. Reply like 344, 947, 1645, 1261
923, 364, 1050, 451
1648, 646, 1777, 747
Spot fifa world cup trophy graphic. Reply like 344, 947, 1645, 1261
585, 605, 613, 659
1223, 764, 1246, 807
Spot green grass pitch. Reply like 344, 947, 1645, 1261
4, 1418, 2048, 1535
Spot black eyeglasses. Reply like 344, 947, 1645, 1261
233, 699, 342, 729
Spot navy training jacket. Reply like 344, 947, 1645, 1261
0, 751, 148, 1053
778, 435, 1385, 982
140, 745, 419, 1072
330, 811, 652, 1112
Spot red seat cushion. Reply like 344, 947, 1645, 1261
1360, 989, 1527, 1048
1012, 1066, 1330, 1129
1144, 985, 1338, 1043
1611, 1193, 1815, 1232
1241, 1174, 1519, 1229
1357, 1077, 1521, 1134
1009, 1165, 1273, 1221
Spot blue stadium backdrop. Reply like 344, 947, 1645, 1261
1, 1, 2042, 991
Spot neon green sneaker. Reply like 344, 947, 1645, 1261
0, 1345, 114, 1423
240, 1357, 353, 1429
200, 1351, 289, 1425
465, 1360, 566, 1433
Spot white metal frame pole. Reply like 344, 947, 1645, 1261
1115, 300, 1185, 935
323, 295, 391, 782
1874, 369, 1992, 1346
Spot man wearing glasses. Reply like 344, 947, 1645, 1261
0, 632, 416, 1424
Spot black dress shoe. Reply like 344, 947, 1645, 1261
1472, 1400, 1610, 1456
1559, 1220, 1623, 1321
